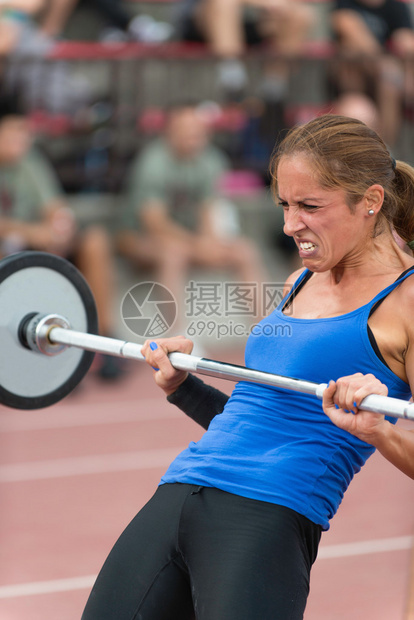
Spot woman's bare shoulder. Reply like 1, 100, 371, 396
396, 265, 414, 304
283, 267, 307, 296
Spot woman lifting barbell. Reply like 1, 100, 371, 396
81, 114, 414, 620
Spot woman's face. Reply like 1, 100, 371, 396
277, 154, 372, 272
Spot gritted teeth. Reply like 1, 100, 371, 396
299, 241, 316, 251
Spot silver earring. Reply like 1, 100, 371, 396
368, 209, 375, 216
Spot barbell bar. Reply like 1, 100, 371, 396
21, 312, 414, 420
0, 251, 413, 420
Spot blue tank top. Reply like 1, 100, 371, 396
161, 269, 413, 530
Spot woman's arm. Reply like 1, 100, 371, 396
367, 421, 414, 480
322, 373, 414, 479
167, 374, 229, 429
141, 337, 230, 429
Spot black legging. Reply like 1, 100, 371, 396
82, 483, 321, 620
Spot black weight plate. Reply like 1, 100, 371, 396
0, 252, 98, 409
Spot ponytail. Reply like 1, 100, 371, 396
388, 160, 414, 246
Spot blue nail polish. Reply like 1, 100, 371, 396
353, 401, 357, 408
334, 404, 339, 410
150, 342, 158, 370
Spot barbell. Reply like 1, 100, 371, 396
0, 251, 413, 420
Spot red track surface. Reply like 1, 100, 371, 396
0, 353, 413, 619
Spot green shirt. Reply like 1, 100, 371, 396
0, 147, 62, 222
122, 139, 229, 232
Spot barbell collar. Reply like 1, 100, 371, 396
21, 313, 72, 356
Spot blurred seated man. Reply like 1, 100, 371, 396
0, 95, 123, 380
330, 0, 414, 146
116, 103, 267, 317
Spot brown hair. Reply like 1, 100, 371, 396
270, 114, 414, 244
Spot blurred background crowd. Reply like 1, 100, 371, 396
0, 0, 414, 379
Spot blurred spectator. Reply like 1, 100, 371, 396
0, 93, 124, 380
0, 0, 91, 115
116, 103, 267, 315
39, 0, 172, 43
330, 0, 414, 146
38, 0, 78, 39
0, 0, 45, 56
175, 0, 315, 98
332, 91, 381, 132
